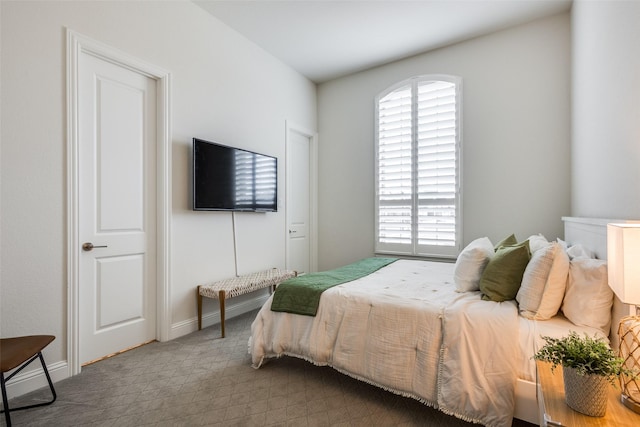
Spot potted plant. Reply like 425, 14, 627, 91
533, 331, 627, 417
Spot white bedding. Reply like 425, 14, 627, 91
516, 313, 608, 382
250, 260, 520, 426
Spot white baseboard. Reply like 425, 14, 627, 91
169, 293, 269, 340
3, 360, 68, 402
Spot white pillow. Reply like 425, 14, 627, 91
517, 242, 569, 319
538, 245, 570, 318
528, 234, 550, 253
566, 244, 594, 260
561, 258, 613, 335
454, 237, 494, 292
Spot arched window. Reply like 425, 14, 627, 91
375, 75, 462, 258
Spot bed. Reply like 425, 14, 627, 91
249, 217, 635, 426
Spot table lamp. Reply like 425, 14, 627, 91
607, 223, 640, 413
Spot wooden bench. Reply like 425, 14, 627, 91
197, 268, 296, 337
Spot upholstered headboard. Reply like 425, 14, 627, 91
562, 216, 637, 352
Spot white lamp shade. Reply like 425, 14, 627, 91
607, 223, 640, 305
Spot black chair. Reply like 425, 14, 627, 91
1, 335, 57, 427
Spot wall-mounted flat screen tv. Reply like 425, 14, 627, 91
192, 138, 277, 212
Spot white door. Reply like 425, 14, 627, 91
78, 51, 157, 364
286, 125, 316, 274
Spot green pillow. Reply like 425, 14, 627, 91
494, 233, 517, 251
480, 240, 531, 302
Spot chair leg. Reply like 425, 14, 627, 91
37, 352, 57, 407
0, 351, 57, 425
1, 372, 11, 427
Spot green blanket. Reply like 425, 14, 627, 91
270, 257, 397, 316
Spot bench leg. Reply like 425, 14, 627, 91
197, 286, 203, 331
219, 290, 226, 338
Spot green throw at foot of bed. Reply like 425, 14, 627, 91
270, 257, 397, 316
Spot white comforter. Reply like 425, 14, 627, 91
250, 260, 518, 427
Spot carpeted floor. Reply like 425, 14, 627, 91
2, 309, 536, 426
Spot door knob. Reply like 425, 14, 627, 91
82, 242, 108, 251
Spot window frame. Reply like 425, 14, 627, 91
374, 74, 463, 259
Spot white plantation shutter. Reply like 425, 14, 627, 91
417, 81, 457, 247
377, 84, 413, 246
375, 76, 461, 257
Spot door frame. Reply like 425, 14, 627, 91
66, 29, 172, 376
285, 120, 318, 273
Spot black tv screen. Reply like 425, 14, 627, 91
192, 138, 277, 212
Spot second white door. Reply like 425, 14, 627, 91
78, 51, 157, 365
286, 125, 314, 274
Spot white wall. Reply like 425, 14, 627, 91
317, 13, 571, 270
571, 0, 640, 219
0, 0, 316, 394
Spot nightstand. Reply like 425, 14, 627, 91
536, 361, 640, 426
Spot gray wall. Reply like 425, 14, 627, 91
571, 0, 640, 219
317, 13, 572, 270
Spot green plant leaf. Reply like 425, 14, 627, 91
533, 331, 631, 384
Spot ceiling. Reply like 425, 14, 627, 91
194, 0, 572, 83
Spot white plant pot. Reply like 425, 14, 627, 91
563, 366, 609, 417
